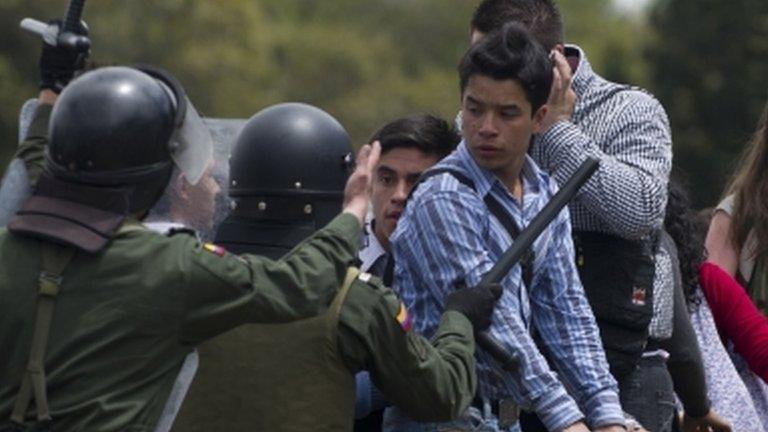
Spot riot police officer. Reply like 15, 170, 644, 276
170, 104, 501, 432
0, 48, 377, 431
214, 102, 354, 257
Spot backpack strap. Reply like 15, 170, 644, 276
11, 243, 75, 425
410, 168, 535, 288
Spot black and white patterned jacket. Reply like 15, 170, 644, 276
530, 45, 672, 240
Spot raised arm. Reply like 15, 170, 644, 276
179, 143, 380, 343
535, 53, 672, 238
536, 92, 671, 238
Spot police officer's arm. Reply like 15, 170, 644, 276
178, 144, 380, 343
337, 279, 477, 422
179, 213, 360, 343
17, 30, 87, 185
14, 91, 56, 186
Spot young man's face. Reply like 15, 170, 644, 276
372, 147, 441, 249
461, 74, 545, 182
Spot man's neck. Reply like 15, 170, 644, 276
495, 158, 526, 201
372, 221, 390, 252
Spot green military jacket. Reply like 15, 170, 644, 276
0, 103, 362, 431
338, 274, 477, 423
171, 268, 477, 431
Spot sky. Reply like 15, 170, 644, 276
613, 0, 652, 14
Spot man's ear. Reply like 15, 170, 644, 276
470, 29, 485, 45
532, 105, 548, 134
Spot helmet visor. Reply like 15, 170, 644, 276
168, 96, 214, 186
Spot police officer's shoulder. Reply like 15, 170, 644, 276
351, 271, 398, 303
342, 270, 403, 328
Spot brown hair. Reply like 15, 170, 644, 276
725, 101, 768, 257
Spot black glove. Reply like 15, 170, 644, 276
39, 19, 89, 94
444, 283, 503, 331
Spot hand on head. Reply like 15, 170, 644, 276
539, 50, 576, 133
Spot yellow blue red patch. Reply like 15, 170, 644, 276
396, 302, 413, 332
203, 243, 227, 257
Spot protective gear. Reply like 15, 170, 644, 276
0, 159, 32, 227
45, 65, 212, 213
444, 283, 503, 331
0, 100, 40, 228
38, 19, 89, 93
18, 99, 38, 143
8, 66, 213, 252
0, 99, 44, 228
215, 103, 353, 257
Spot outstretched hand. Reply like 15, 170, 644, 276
342, 141, 381, 227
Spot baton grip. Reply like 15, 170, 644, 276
57, 32, 90, 51
20, 18, 47, 36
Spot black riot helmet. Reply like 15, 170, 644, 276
216, 103, 353, 258
8, 66, 213, 253
46, 66, 213, 213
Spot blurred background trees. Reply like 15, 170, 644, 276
648, 0, 768, 206
1, 0, 767, 207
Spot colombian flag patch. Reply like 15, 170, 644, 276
203, 243, 227, 257
396, 302, 413, 332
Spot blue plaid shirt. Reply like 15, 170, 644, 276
391, 142, 624, 431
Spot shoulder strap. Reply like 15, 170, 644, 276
11, 243, 75, 425
329, 267, 361, 320
407, 167, 476, 202
409, 167, 534, 288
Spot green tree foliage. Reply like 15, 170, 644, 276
0, 0, 647, 174
648, 0, 768, 206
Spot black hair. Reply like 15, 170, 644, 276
664, 173, 705, 308
369, 114, 459, 159
459, 22, 553, 113
471, 0, 564, 52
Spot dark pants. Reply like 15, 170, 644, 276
354, 410, 384, 432
619, 355, 676, 432
520, 355, 675, 432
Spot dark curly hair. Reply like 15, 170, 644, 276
459, 22, 553, 113
664, 173, 705, 308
